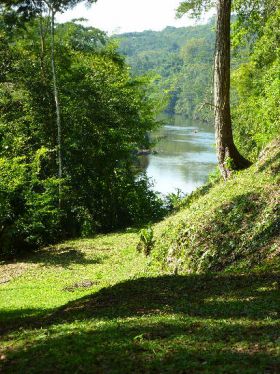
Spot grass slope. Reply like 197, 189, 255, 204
152, 138, 280, 273
0, 140, 279, 373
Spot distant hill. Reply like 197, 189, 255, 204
114, 20, 215, 121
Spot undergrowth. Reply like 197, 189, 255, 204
0, 139, 279, 373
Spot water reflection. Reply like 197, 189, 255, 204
143, 114, 217, 195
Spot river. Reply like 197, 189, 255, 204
141, 114, 217, 195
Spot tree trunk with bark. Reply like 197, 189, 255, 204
214, 0, 251, 179
50, 7, 62, 206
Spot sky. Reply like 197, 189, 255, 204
56, 0, 211, 35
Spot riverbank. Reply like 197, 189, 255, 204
0, 139, 279, 373
152, 138, 280, 274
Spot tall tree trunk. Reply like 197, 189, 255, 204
39, 14, 48, 82
50, 8, 62, 206
214, 0, 251, 179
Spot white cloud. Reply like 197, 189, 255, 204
56, 0, 210, 35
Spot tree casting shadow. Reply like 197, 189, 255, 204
1, 272, 279, 373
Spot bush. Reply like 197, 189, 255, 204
0, 150, 61, 258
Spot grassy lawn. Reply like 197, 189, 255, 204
1, 232, 279, 373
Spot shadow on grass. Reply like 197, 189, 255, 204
0, 308, 52, 335
36, 247, 106, 268
50, 272, 279, 322
187, 192, 280, 272
2, 320, 279, 373
3, 246, 107, 269
258, 152, 280, 173
1, 272, 280, 373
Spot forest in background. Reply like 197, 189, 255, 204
115, 11, 279, 161
115, 20, 215, 121
0, 1, 279, 258
1, 1, 280, 372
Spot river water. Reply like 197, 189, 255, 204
141, 114, 217, 195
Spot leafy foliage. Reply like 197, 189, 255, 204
176, 0, 214, 18
232, 9, 280, 159
137, 224, 155, 256
116, 3, 280, 157
0, 17, 165, 256
0, 152, 61, 256
115, 20, 215, 121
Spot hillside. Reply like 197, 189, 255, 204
152, 138, 280, 273
114, 20, 215, 120
1, 3, 279, 372
1, 139, 279, 373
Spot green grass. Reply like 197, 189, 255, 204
1, 233, 280, 373
0, 139, 279, 373
0, 233, 154, 323
152, 138, 280, 273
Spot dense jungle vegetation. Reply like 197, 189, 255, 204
116, 9, 280, 161
0, 0, 279, 372
0, 2, 279, 257
115, 20, 216, 121
0, 15, 167, 257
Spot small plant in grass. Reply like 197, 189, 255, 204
164, 189, 185, 212
225, 155, 235, 171
137, 224, 155, 256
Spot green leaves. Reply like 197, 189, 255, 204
0, 16, 165, 256
176, 1, 215, 19
0, 149, 62, 256
116, 21, 215, 120
232, 9, 280, 159
137, 224, 155, 256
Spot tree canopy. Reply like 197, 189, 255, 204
0, 15, 165, 256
